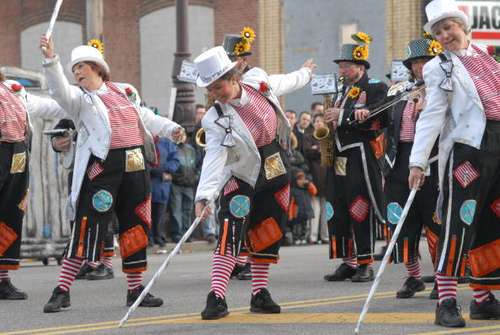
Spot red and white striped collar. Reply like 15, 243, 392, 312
452, 42, 478, 57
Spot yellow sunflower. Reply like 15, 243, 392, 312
241, 26, 256, 43
234, 41, 250, 56
422, 31, 433, 40
352, 45, 369, 61
88, 38, 104, 55
428, 40, 443, 56
352, 32, 372, 44
348, 87, 361, 99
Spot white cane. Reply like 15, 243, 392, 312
118, 200, 214, 327
45, 0, 64, 39
354, 188, 418, 334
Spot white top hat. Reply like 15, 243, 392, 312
194, 46, 237, 87
424, 0, 469, 34
67, 45, 110, 75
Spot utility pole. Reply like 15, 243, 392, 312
86, 0, 103, 41
172, 0, 195, 132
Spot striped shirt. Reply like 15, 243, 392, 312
98, 82, 144, 149
231, 83, 277, 148
458, 44, 500, 121
399, 100, 417, 142
0, 83, 27, 142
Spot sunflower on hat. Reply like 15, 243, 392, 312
88, 38, 104, 55
234, 40, 251, 56
428, 40, 443, 56
241, 27, 256, 44
352, 32, 372, 44
350, 32, 371, 61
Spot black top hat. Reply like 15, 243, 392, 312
223, 34, 252, 59
403, 38, 442, 69
333, 43, 371, 69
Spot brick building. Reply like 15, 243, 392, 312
0, 0, 430, 113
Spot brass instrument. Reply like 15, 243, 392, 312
290, 131, 298, 150
195, 127, 206, 148
312, 75, 343, 167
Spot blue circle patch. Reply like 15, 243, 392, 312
460, 199, 476, 225
92, 190, 113, 213
387, 202, 403, 225
325, 201, 334, 221
229, 195, 250, 218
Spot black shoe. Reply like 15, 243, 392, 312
0, 279, 28, 300
324, 263, 357, 282
126, 285, 163, 307
43, 287, 70, 313
429, 282, 438, 300
75, 263, 94, 280
351, 264, 374, 282
396, 277, 425, 299
201, 291, 229, 320
250, 288, 281, 314
86, 264, 114, 280
470, 293, 500, 320
237, 263, 252, 280
422, 275, 435, 283
230, 264, 245, 278
434, 299, 466, 327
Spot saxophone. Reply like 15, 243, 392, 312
313, 76, 343, 167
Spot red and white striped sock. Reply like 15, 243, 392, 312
236, 255, 248, 267
126, 273, 143, 291
343, 256, 358, 269
87, 261, 99, 269
436, 273, 458, 305
473, 289, 491, 304
210, 249, 236, 299
405, 261, 422, 279
251, 261, 270, 296
101, 256, 113, 269
0, 270, 9, 280
58, 258, 84, 292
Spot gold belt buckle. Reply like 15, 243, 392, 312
264, 152, 286, 180
334, 157, 347, 176
125, 148, 145, 172
10, 151, 26, 174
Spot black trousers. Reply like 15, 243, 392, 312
437, 121, 500, 290
216, 141, 290, 263
385, 142, 440, 265
328, 146, 380, 264
67, 146, 151, 273
0, 142, 28, 270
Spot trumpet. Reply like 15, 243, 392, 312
195, 127, 206, 148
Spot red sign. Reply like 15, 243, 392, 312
458, 1, 500, 45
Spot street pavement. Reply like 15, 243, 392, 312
1, 241, 498, 335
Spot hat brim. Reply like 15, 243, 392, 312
228, 52, 252, 60
196, 61, 238, 88
424, 10, 469, 34
333, 59, 370, 70
68, 56, 110, 75
403, 56, 434, 70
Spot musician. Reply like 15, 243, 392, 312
409, 0, 500, 327
193, 46, 313, 320
385, 37, 441, 300
39, 37, 183, 313
323, 32, 388, 283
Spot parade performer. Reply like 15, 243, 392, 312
385, 37, 442, 299
323, 32, 388, 283
409, 0, 500, 327
39, 36, 183, 313
222, 27, 315, 280
193, 46, 311, 320
0, 71, 66, 300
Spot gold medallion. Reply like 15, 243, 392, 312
10, 151, 26, 174
125, 148, 145, 172
334, 157, 347, 176
264, 152, 286, 180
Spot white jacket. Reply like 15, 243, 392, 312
410, 44, 489, 195
195, 67, 311, 202
42, 55, 181, 219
